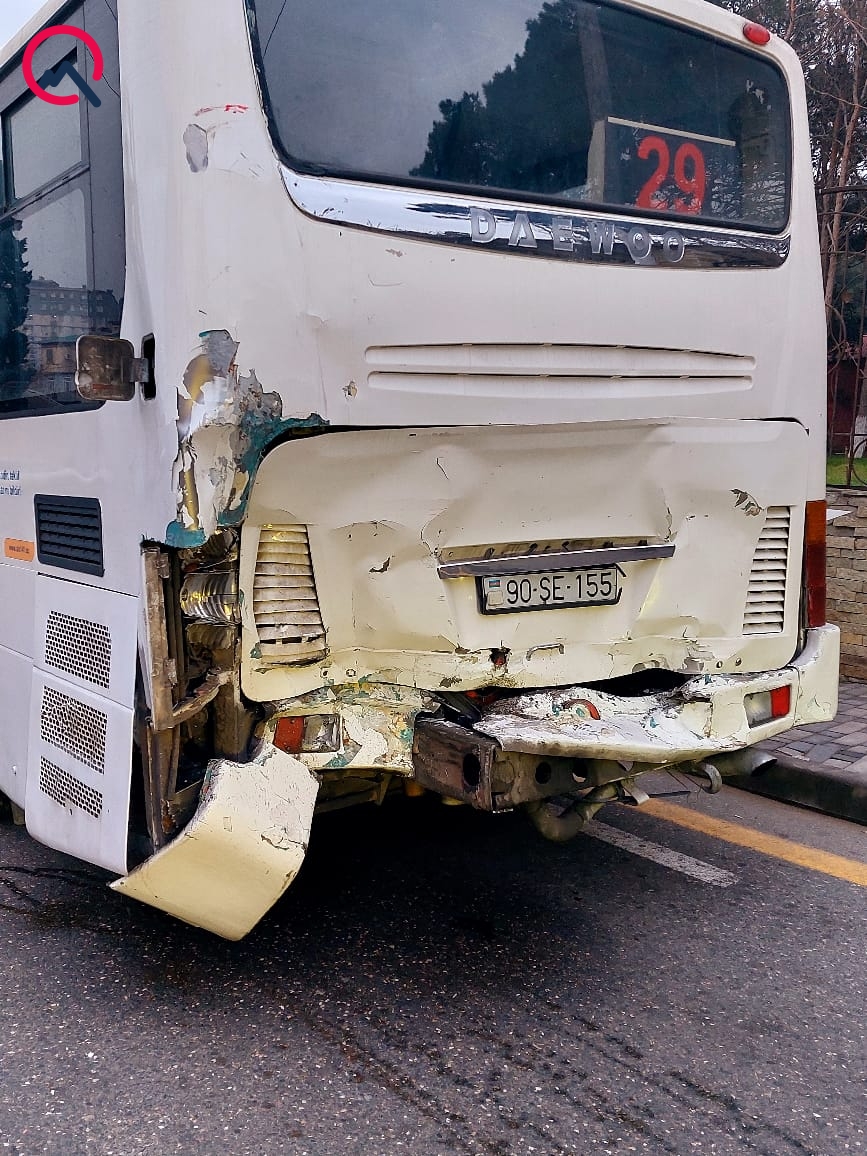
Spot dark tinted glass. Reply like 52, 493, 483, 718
9, 74, 82, 199
0, 185, 121, 416
250, 0, 790, 230
0, 0, 125, 420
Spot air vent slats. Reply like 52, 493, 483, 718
742, 506, 790, 635
39, 758, 102, 819
44, 612, 111, 689
252, 526, 327, 664
34, 496, 104, 577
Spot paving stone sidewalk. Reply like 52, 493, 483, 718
757, 678, 867, 772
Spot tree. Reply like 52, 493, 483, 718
0, 218, 31, 401
715, 0, 867, 334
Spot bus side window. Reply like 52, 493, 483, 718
0, 1, 124, 419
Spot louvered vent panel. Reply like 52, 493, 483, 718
34, 496, 104, 576
39, 758, 102, 819
40, 686, 107, 774
743, 507, 790, 635
253, 526, 327, 663
44, 612, 111, 689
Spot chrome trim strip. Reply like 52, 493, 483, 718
437, 544, 676, 579
281, 169, 790, 270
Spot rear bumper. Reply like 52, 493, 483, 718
471, 624, 839, 763
410, 625, 838, 809
264, 625, 838, 783
110, 628, 837, 937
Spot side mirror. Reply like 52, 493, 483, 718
76, 335, 148, 402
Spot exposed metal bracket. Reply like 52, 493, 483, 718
142, 547, 231, 732
437, 543, 675, 579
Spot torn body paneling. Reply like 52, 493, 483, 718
473, 624, 838, 761
112, 746, 319, 940
169, 329, 326, 545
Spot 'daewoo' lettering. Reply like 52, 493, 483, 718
552, 218, 575, 252
470, 206, 497, 243
470, 206, 687, 266
588, 220, 616, 256
509, 212, 537, 249
625, 226, 652, 262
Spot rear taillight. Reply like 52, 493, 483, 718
744, 684, 791, 727
804, 499, 826, 628
274, 714, 341, 755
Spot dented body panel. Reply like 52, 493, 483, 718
473, 625, 838, 761
240, 420, 808, 700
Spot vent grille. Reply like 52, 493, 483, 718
253, 526, 327, 663
743, 506, 790, 635
34, 495, 104, 577
365, 344, 755, 397
39, 758, 102, 819
44, 612, 111, 689
40, 686, 107, 774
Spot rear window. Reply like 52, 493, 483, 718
249, 0, 790, 232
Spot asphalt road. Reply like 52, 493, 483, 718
0, 779, 864, 1156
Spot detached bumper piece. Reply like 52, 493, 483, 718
412, 626, 839, 809
112, 748, 319, 939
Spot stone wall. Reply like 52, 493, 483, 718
826, 487, 867, 680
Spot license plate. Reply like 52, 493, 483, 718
479, 567, 621, 614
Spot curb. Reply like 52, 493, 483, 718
727, 755, 867, 826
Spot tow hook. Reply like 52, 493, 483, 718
691, 761, 723, 794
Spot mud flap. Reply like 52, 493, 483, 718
111, 747, 319, 939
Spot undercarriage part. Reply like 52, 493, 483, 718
711, 747, 776, 778
315, 770, 394, 813
411, 717, 499, 809
139, 541, 256, 849
525, 783, 622, 842
411, 717, 646, 812
143, 548, 237, 734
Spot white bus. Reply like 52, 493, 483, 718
0, 0, 837, 938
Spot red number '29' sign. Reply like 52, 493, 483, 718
636, 135, 706, 216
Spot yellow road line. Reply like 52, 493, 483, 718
640, 799, 867, 888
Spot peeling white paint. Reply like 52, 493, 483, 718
268, 684, 435, 773
173, 331, 285, 538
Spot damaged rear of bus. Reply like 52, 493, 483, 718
32, 0, 838, 936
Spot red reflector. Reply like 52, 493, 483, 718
804, 499, 827, 628
274, 716, 305, 754
770, 685, 791, 719
743, 21, 771, 45
575, 698, 601, 720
